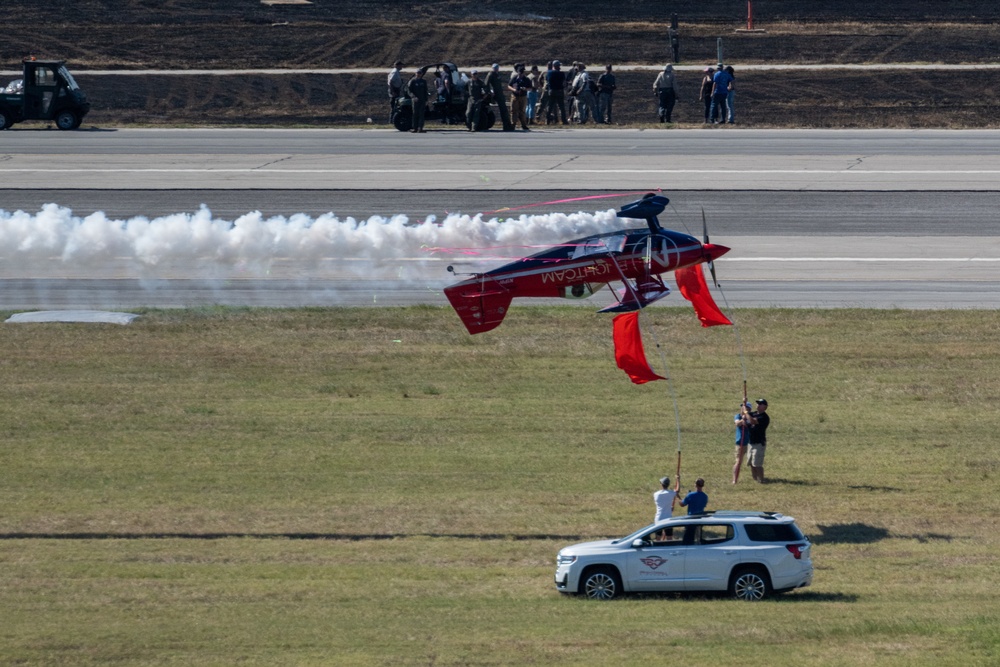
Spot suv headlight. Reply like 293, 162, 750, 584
557, 554, 577, 565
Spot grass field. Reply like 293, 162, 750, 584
1, 306, 998, 665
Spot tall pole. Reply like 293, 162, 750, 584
717, 37, 724, 66
748, 0, 754, 31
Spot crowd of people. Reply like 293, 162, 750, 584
386, 60, 737, 130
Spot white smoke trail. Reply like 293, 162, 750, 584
0, 204, 626, 284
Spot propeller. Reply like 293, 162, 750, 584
702, 208, 720, 288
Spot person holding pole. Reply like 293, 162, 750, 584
680, 478, 709, 515
734, 400, 754, 484
653, 475, 680, 540
748, 399, 770, 483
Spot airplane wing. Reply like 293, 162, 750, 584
598, 279, 671, 313
444, 281, 514, 334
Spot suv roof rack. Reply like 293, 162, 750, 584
674, 510, 784, 520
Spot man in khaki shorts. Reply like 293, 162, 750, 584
747, 398, 770, 483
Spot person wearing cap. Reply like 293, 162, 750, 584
698, 66, 715, 123
748, 399, 770, 483
466, 69, 487, 131
680, 478, 709, 515
545, 60, 568, 125
387, 60, 405, 123
653, 475, 680, 539
508, 63, 533, 130
484, 63, 514, 131
406, 67, 430, 133
733, 400, 755, 484
652, 63, 679, 123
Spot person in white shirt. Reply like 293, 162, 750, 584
653, 475, 680, 539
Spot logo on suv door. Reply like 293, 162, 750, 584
639, 556, 669, 570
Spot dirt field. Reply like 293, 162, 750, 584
4, 1, 1000, 128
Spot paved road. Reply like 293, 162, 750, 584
1, 129, 998, 311
2, 129, 999, 191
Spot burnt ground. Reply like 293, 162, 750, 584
3, 1, 1000, 128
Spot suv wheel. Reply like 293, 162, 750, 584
56, 110, 78, 131
581, 567, 621, 600
0, 110, 9, 130
729, 567, 771, 601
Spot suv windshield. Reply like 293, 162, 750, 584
613, 523, 661, 544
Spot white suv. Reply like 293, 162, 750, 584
555, 511, 812, 601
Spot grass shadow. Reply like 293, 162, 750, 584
762, 477, 820, 486
895, 532, 954, 543
813, 522, 889, 545
776, 591, 859, 603
848, 484, 903, 492
629, 590, 855, 603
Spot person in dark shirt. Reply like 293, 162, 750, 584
484, 63, 514, 131
709, 64, 734, 124
466, 69, 486, 131
545, 60, 568, 125
748, 398, 770, 483
406, 68, 430, 133
596, 64, 616, 124
680, 478, 709, 515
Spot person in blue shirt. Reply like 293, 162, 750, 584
680, 478, 709, 515
709, 64, 733, 124
733, 401, 754, 484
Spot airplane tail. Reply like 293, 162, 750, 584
444, 281, 514, 334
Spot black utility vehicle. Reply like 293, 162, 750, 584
392, 62, 496, 132
0, 59, 91, 130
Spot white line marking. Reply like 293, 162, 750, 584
1, 169, 1000, 175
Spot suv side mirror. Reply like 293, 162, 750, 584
631, 538, 646, 548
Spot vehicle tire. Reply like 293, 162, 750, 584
729, 567, 772, 601
56, 110, 78, 131
485, 109, 496, 130
0, 110, 10, 130
581, 567, 621, 600
392, 108, 413, 132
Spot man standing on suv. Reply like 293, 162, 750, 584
680, 478, 708, 515
748, 399, 770, 483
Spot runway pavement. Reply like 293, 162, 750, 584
0, 129, 997, 311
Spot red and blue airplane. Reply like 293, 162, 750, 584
444, 193, 731, 334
